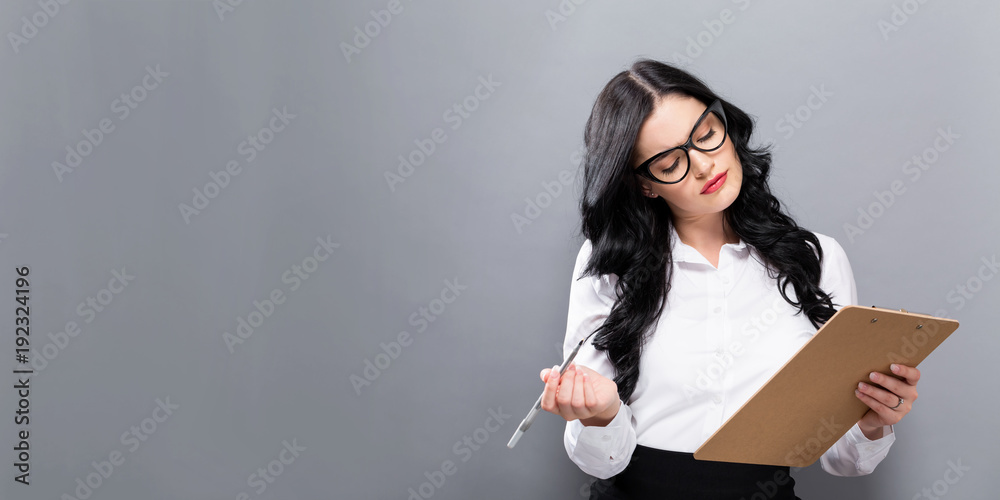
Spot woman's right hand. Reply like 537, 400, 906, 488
539, 362, 621, 426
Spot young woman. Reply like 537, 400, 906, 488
538, 59, 921, 499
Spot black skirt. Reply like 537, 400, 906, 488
588, 444, 801, 500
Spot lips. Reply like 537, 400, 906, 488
701, 172, 727, 194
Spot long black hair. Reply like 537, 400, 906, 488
578, 59, 838, 404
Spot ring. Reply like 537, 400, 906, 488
889, 396, 904, 410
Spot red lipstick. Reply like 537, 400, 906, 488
701, 172, 727, 194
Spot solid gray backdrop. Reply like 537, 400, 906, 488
0, 0, 996, 499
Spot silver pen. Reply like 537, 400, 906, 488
507, 331, 598, 449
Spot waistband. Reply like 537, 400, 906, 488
588, 444, 801, 500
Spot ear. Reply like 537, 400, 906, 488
639, 180, 657, 198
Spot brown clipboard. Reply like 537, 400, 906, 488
693, 305, 959, 467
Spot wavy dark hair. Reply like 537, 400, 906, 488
577, 59, 838, 404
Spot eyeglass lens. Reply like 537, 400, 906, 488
648, 111, 725, 183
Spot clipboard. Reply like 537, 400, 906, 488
693, 305, 959, 467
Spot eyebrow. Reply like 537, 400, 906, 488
636, 105, 711, 166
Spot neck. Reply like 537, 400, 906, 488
672, 213, 738, 248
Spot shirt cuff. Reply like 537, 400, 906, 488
566, 400, 634, 473
844, 422, 895, 472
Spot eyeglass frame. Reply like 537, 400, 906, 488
632, 99, 729, 185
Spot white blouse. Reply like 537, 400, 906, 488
562, 224, 895, 480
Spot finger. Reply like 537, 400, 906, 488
556, 365, 577, 418
855, 389, 898, 424
890, 364, 921, 385
542, 361, 574, 382
540, 364, 560, 412
582, 371, 596, 409
868, 371, 918, 402
857, 381, 905, 411
571, 368, 586, 414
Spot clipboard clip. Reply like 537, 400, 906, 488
868, 305, 908, 323
869, 305, 934, 320
868, 305, 908, 313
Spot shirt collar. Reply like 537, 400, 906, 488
668, 224, 748, 264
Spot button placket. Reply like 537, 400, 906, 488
705, 271, 724, 359
714, 254, 730, 414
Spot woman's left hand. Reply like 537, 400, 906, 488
855, 363, 920, 439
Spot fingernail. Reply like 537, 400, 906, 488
858, 382, 868, 390
869, 372, 879, 381
891, 364, 900, 373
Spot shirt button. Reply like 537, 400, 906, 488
713, 306, 722, 315
721, 276, 730, 284
715, 348, 725, 357
602, 435, 611, 442
713, 395, 722, 404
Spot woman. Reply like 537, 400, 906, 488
538, 59, 921, 499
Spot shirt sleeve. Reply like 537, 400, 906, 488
815, 234, 896, 476
561, 240, 638, 479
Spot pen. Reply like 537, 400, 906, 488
507, 331, 598, 449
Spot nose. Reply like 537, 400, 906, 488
688, 148, 715, 178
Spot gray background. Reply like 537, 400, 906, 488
1, 0, 996, 499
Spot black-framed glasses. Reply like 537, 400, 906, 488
633, 99, 728, 184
